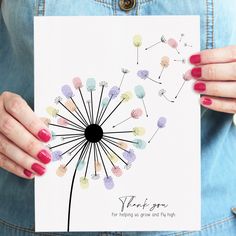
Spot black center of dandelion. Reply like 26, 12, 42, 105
84, 124, 103, 143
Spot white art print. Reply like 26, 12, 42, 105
34, 16, 200, 232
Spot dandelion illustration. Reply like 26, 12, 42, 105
133, 34, 142, 64
148, 117, 167, 143
119, 68, 130, 90
174, 58, 186, 64
159, 89, 174, 103
145, 35, 167, 51
45, 77, 146, 231
175, 70, 192, 99
167, 38, 180, 54
179, 33, 184, 42
184, 42, 193, 47
158, 56, 170, 80
137, 70, 162, 84
112, 108, 143, 128
134, 85, 148, 117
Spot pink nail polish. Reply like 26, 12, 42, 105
202, 97, 212, 106
37, 129, 51, 142
31, 163, 46, 176
37, 150, 52, 164
24, 169, 33, 178
194, 82, 206, 93
191, 67, 202, 78
190, 54, 201, 64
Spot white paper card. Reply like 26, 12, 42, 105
34, 16, 200, 232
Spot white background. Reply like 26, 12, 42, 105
34, 16, 200, 232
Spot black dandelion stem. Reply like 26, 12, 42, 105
97, 95, 113, 124
145, 41, 161, 50
67, 141, 88, 232
58, 101, 86, 128
53, 133, 84, 138
82, 142, 91, 161
100, 140, 128, 165
49, 136, 85, 150
96, 143, 109, 177
103, 130, 133, 134
93, 143, 97, 176
87, 100, 92, 124
102, 137, 130, 153
103, 135, 138, 144
64, 141, 88, 168
100, 99, 125, 126
60, 139, 87, 157
78, 88, 91, 123
91, 91, 94, 124
158, 67, 165, 79
83, 143, 93, 178
62, 134, 84, 140
57, 113, 84, 130
70, 97, 88, 126
175, 80, 186, 99
49, 123, 84, 133
112, 117, 131, 128
98, 142, 116, 167
95, 85, 105, 124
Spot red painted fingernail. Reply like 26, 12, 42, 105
194, 82, 206, 92
191, 67, 202, 78
37, 149, 52, 164
37, 129, 51, 142
190, 54, 201, 64
31, 163, 46, 176
202, 97, 212, 106
24, 169, 33, 178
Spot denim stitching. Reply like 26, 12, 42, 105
206, 0, 215, 49
94, 0, 112, 8
35, 0, 45, 16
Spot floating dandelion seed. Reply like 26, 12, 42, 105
158, 56, 170, 80
135, 85, 148, 117
175, 70, 192, 99
119, 68, 130, 90
159, 89, 174, 103
46, 78, 146, 231
148, 117, 167, 143
145, 35, 167, 51
113, 108, 143, 128
168, 38, 180, 54
184, 43, 193, 47
179, 33, 184, 42
133, 34, 142, 64
174, 58, 186, 64
137, 70, 162, 84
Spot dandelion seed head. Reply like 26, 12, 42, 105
61, 85, 74, 99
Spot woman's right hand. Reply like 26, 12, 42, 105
0, 92, 52, 179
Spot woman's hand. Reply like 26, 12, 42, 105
0, 92, 52, 179
190, 45, 236, 114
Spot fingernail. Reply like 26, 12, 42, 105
38, 129, 51, 142
191, 67, 202, 78
202, 97, 212, 106
24, 169, 33, 178
31, 163, 46, 176
194, 82, 206, 93
37, 149, 52, 164
190, 54, 201, 64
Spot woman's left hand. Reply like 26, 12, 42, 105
190, 45, 236, 114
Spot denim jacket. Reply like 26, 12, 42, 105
0, 1, 236, 235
